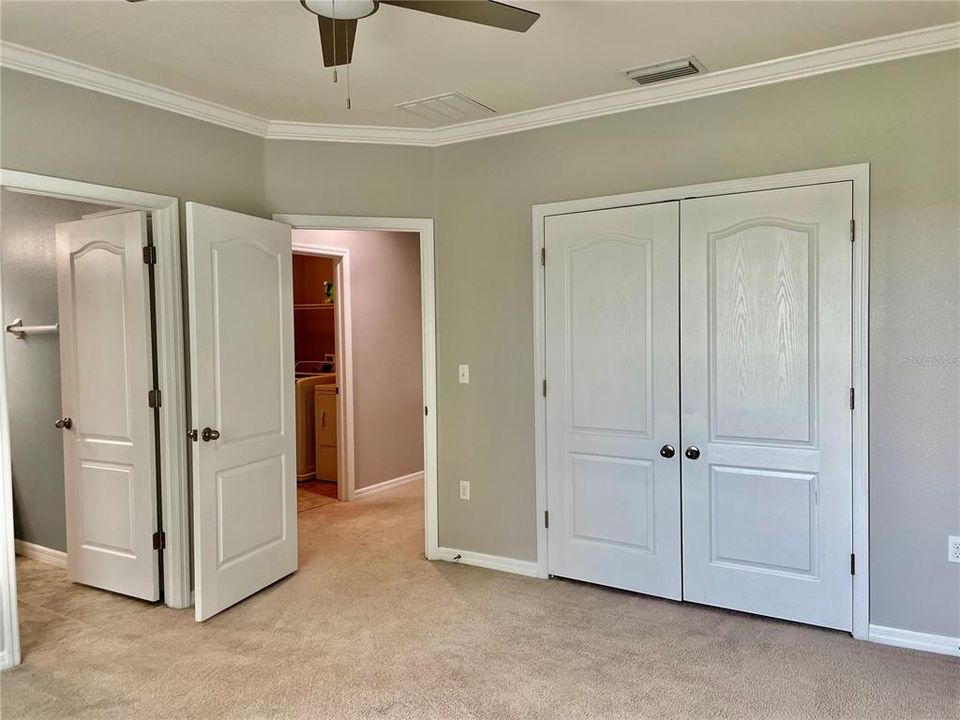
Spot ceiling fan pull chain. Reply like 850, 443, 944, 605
346, 63, 352, 110
332, 0, 338, 83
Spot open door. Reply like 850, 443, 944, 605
186, 203, 297, 621
56, 212, 160, 601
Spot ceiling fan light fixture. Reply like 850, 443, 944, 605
300, 0, 379, 21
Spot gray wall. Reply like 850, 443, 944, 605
431, 51, 960, 638
2, 53, 958, 638
0, 190, 110, 551
293, 230, 424, 491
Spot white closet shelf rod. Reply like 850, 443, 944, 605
4, 318, 59, 339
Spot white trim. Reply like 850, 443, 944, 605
2, 23, 957, 146
435, 547, 539, 578
14, 540, 67, 569
353, 471, 424, 499
869, 625, 960, 657
0, 42, 269, 137
275, 215, 439, 561
532, 164, 871, 635
0, 269, 20, 670
0, 169, 191, 611
291, 243, 357, 502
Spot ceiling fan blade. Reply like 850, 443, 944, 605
381, 1, 539, 32
316, 15, 358, 67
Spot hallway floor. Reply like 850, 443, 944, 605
3, 482, 958, 719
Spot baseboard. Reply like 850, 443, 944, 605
869, 624, 960, 657
0, 649, 14, 672
353, 471, 423, 499
435, 547, 540, 578
14, 539, 67, 569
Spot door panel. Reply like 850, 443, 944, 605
56, 212, 159, 600
187, 203, 296, 621
680, 183, 853, 630
545, 203, 681, 599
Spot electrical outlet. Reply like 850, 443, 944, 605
458, 364, 470, 384
949, 536, 960, 563
459, 480, 470, 500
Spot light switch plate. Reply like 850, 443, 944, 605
459, 480, 470, 500
458, 364, 470, 384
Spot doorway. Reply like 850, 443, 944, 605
534, 165, 870, 637
0, 170, 190, 670
184, 207, 437, 621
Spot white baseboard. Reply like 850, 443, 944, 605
14, 539, 67, 569
354, 471, 423, 499
869, 624, 960, 657
435, 546, 540, 578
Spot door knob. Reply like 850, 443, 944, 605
659, 444, 676, 459
55, 417, 72, 430
201, 427, 220, 442
684, 445, 701, 460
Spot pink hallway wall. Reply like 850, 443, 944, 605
291, 229, 423, 491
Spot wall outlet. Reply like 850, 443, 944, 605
458, 364, 470, 384
949, 536, 960, 563
459, 480, 470, 500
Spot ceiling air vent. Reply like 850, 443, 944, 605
623, 56, 706, 86
396, 92, 496, 124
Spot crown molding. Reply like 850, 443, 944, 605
3, 22, 958, 147
0, 41, 269, 136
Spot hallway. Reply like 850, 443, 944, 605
3, 482, 957, 719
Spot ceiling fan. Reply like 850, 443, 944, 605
126, 1, 540, 68
300, 1, 540, 68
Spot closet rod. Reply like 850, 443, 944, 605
4, 318, 59, 339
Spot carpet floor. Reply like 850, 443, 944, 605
3, 481, 957, 719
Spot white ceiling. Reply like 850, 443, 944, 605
1, 1, 958, 128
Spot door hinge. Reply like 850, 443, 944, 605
850, 553, 856, 575
153, 531, 165, 551
540, 247, 546, 266
142, 245, 157, 265
542, 379, 547, 397
850, 219, 856, 243
849, 387, 855, 410
544, 510, 549, 529
148, 389, 162, 408
424, 406, 429, 416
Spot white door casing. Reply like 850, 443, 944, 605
680, 183, 853, 630
545, 203, 682, 599
56, 212, 159, 601
187, 203, 297, 621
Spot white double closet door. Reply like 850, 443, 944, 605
545, 183, 854, 631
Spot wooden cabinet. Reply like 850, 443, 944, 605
314, 386, 338, 482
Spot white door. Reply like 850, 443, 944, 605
56, 212, 159, 601
680, 183, 853, 630
186, 203, 297, 621
545, 203, 682, 599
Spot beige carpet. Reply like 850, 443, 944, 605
3, 482, 957, 720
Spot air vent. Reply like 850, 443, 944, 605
396, 92, 496, 124
623, 56, 706, 86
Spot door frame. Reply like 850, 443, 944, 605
532, 164, 870, 639
0, 169, 192, 626
290, 243, 357, 502
275, 214, 439, 561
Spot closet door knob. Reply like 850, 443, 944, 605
55, 417, 72, 430
201, 427, 220, 442
659, 444, 675, 459
684, 445, 701, 460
